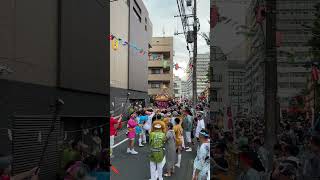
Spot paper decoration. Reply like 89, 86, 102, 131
38, 131, 42, 142
255, 6, 266, 24
112, 102, 115, 107
64, 132, 68, 141
210, 5, 219, 28
276, 31, 283, 47
8, 129, 12, 141
121, 103, 124, 107
175, 63, 180, 70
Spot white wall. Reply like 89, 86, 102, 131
110, 0, 129, 89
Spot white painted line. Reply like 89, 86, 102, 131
112, 138, 129, 148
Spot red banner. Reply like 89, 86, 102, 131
311, 65, 319, 82
210, 5, 219, 28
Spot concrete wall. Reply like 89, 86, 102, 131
0, 0, 57, 86
128, 0, 152, 92
0, 0, 110, 155
60, 0, 109, 94
110, 0, 129, 89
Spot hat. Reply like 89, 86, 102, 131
0, 155, 12, 169
154, 124, 162, 129
172, 111, 178, 116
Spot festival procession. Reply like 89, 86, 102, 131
1, 0, 320, 180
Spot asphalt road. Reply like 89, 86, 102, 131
110, 130, 196, 180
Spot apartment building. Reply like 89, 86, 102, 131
208, 46, 228, 113
148, 37, 174, 97
173, 76, 182, 98
181, 80, 188, 98
110, 0, 153, 109
185, 54, 210, 98
244, 0, 317, 114
228, 61, 246, 115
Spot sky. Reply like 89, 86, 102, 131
142, 0, 250, 80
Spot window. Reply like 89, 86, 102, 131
151, 69, 161, 74
133, 0, 141, 14
174, 90, 179, 94
213, 74, 222, 82
279, 82, 289, 88
212, 90, 217, 102
279, 73, 290, 77
163, 68, 170, 74
151, 83, 160, 89
133, 7, 141, 22
291, 82, 305, 88
145, 25, 147, 31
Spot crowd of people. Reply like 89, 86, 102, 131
209, 114, 320, 180
2, 97, 320, 180
110, 99, 211, 180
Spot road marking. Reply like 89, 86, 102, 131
112, 138, 128, 148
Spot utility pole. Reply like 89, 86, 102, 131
192, 0, 198, 107
264, 0, 277, 153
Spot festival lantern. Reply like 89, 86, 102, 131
112, 39, 119, 50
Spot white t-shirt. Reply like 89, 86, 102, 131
195, 119, 205, 138
144, 112, 155, 132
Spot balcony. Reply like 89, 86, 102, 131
148, 88, 162, 95
148, 74, 171, 81
148, 59, 171, 67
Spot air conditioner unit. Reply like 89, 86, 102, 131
186, 0, 192, 6
187, 31, 194, 43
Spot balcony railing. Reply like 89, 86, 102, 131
148, 74, 171, 81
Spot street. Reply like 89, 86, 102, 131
111, 129, 196, 180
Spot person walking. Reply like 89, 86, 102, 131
127, 113, 138, 155
195, 112, 206, 141
192, 130, 210, 180
109, 112, 122, 158
164, 122, 176, 177
173, 118, 183, 168
149, 121, 166, 180
183, 108, 193, 152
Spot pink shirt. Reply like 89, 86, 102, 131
127, 118, 137, 139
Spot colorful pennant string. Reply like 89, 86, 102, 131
109, 34, 149, 57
